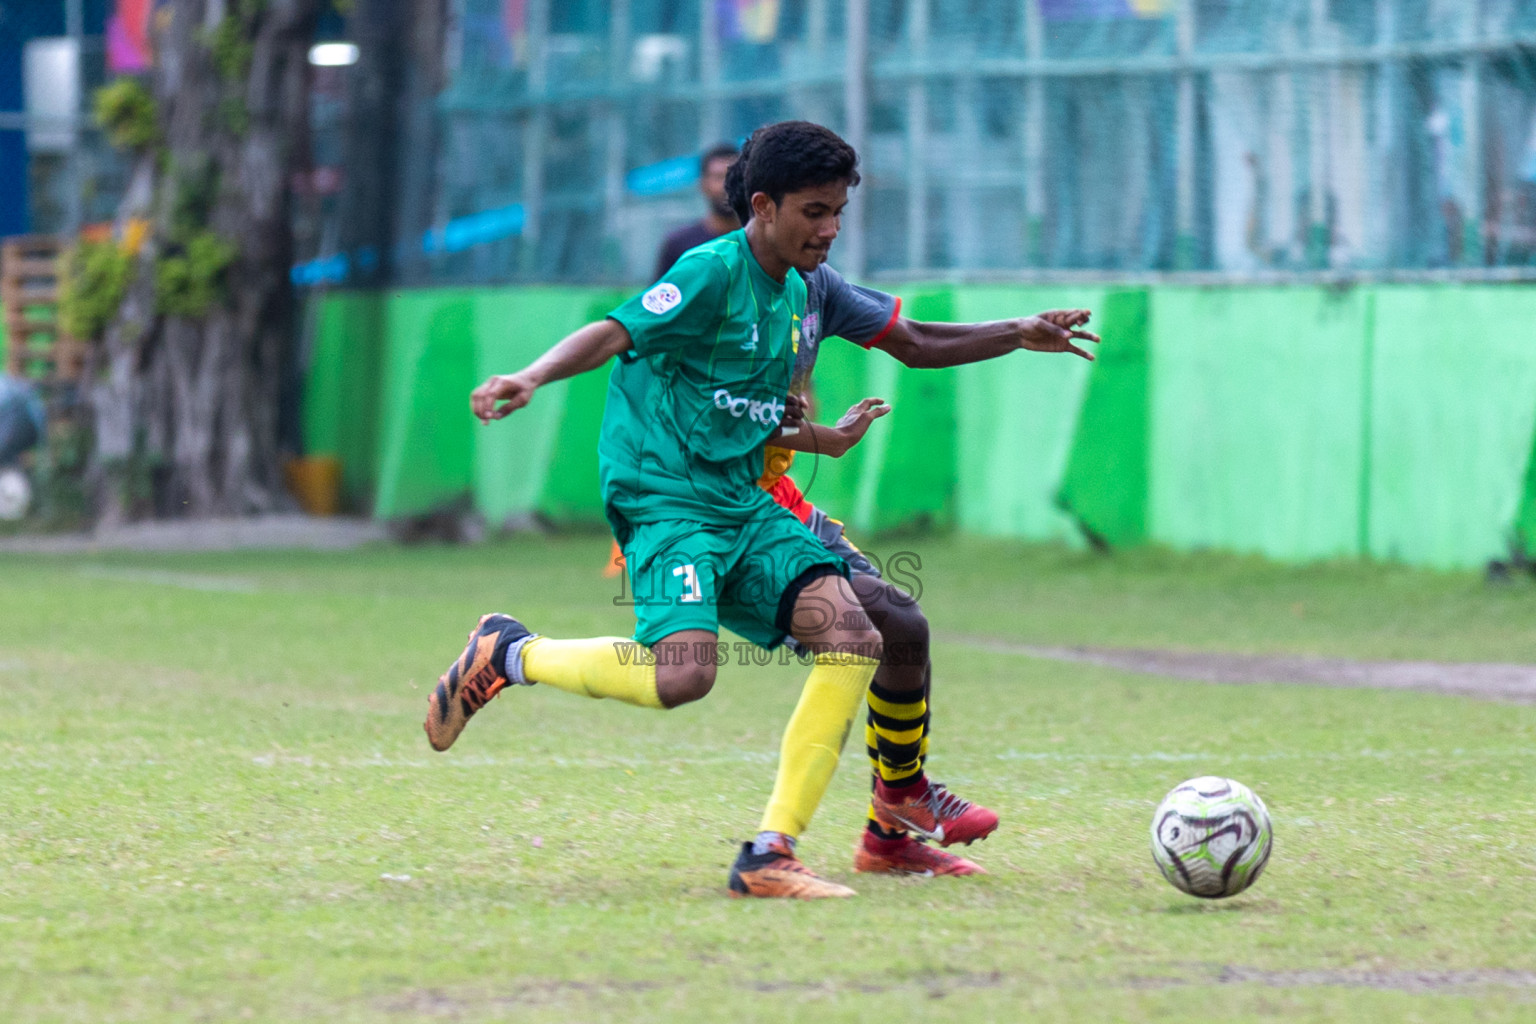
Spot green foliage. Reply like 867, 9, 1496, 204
58, 240, 133, 341
217, 96, 251, 136
167, 158, 219, 239
21, 415, 91, 530
3, 538, 1536, 1021
207, 15, 255, 83
154, 232, 237, 318
92, 78, 159, 151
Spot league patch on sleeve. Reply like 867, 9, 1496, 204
641, 283, 682, 315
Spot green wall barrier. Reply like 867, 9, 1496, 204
951, 285, 1103, 543
1514, 429, 1536, 558
534, 295, 624, 523
310, 280, 1536, 571
1057, 288, 1150, 548
1147, 286, 1372, 562
302, 291, 385, 510
470, 288, 621, 526
872, 288, 959, 532
373, 290, 479, 518
789, 286, 959, 536
1367, 286, 1536, 569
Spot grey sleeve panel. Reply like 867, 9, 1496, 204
812, 264, 899, 346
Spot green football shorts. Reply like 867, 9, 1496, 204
621, 507, 847, 649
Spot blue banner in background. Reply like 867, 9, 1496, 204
625, 155, 700, 197
293, 145, 724, 286
1040, 0, 1168, 19
292, 205, 525, 286
422, 203, 525, 253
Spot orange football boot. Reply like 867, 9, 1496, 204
728, 838, 856, 899
424, 613, 533, 751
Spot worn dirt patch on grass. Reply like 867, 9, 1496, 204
953, 636, 1536, 703
1211, 967, 1536, 993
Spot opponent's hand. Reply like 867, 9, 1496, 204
833, 397, 891, 448
773, 392, 809, 438
471, 373, 537, 424
1017, 310, 1100, 361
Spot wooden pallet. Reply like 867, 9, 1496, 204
2, 235, 86, 383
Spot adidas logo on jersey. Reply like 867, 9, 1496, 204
713, 388, 785, 427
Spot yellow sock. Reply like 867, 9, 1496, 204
519, 636, 664, 709
759, 652, 880, 837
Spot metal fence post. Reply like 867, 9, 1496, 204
1306, 0, 1331, 269
1462, 0, 1486, 266
844, 0, 870, 279
1022, 0, 1044, 268
905, 0, 929, 272
604, 0, 631, 278
1174, 0, 1198, 270
700, 0, 722, 145
519, 0, 548, 277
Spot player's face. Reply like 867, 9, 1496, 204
764, 181, 848, 274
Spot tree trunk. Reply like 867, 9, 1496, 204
91, 0, 319, 524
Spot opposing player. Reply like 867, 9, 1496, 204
427, 121, 884, 899
722, 130, 1099, 877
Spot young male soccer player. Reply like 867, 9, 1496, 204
461, 125, 1101, 881
426, 121, 884, 899
721, 130, 1100, 877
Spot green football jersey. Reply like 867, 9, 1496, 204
601, 230, 806, 539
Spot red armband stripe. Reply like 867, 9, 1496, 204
860, 297, 902, 349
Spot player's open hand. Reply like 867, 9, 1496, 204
471, 373, 537, 424
1017, 310, 1100, 361
833, 397, 891, 448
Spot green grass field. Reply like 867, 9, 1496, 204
4, 534, 1536, 1022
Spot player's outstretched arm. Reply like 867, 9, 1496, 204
873, 309, 1100, 369
470, 318, 633, 424
772, 397, 890, 458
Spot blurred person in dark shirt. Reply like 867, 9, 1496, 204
653, 142, 741, 278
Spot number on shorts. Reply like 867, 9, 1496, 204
672, 563, 702, 603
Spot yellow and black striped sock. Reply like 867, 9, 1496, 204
865, 671, 935, 839
865, 718, 901, 840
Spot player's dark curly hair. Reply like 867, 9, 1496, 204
724, 121, 860, 224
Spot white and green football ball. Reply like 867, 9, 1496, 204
1150, 776, 1272, 898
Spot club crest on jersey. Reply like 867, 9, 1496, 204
802, 312, 819, 346
641, 282, 682, 315
741, 322, 759, 351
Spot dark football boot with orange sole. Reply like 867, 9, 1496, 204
728, 838, 856, 899
424, 613, 533, 751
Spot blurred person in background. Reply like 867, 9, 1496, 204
653, 142, 741, 278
